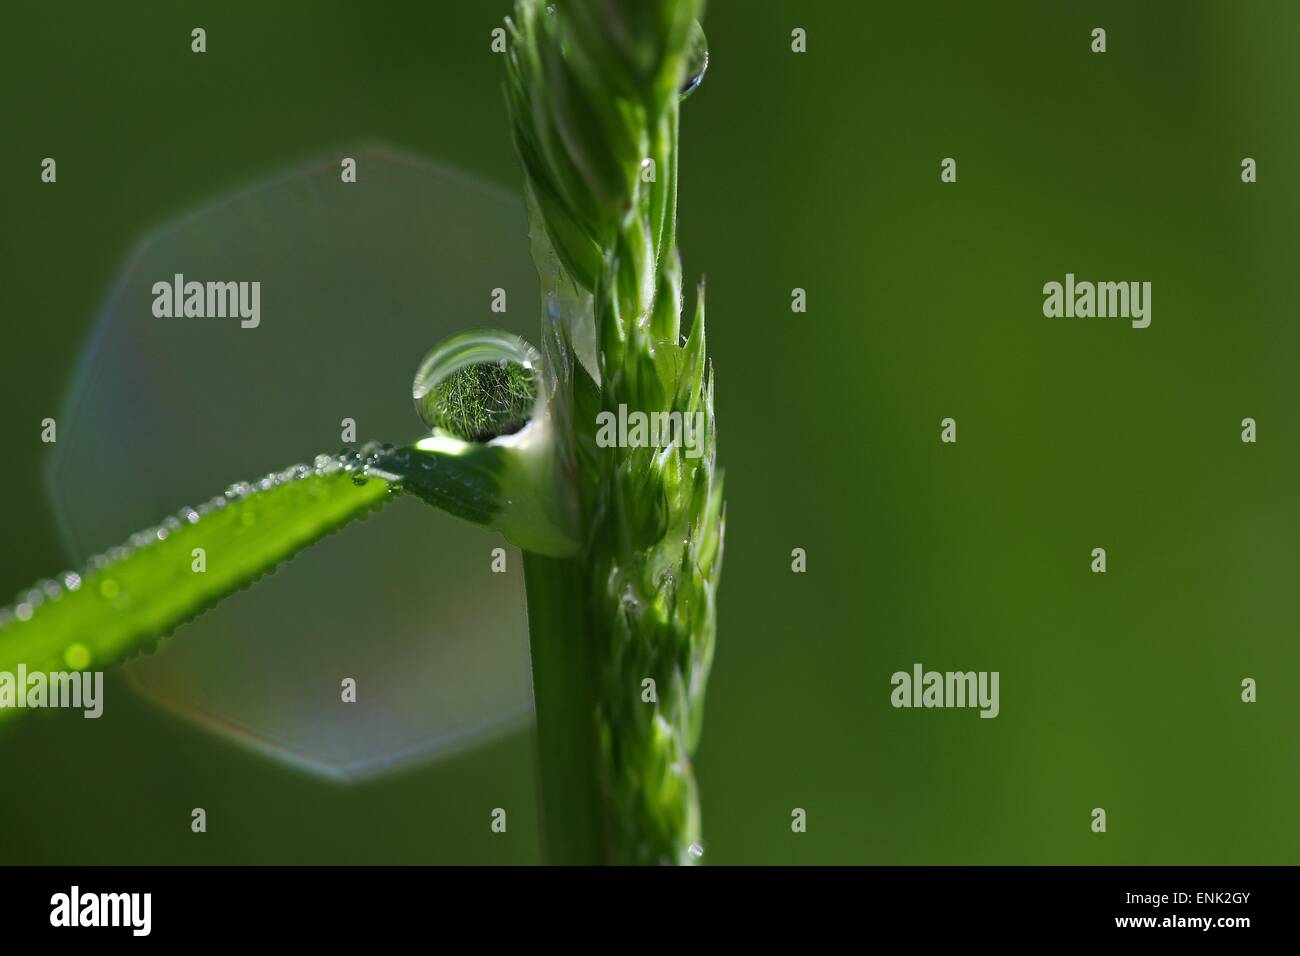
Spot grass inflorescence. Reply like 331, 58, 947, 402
506, 0, 722, 864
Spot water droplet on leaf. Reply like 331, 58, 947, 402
413, 330, 541, 443
680, 21, 708, 99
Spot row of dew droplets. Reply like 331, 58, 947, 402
1, 323, 540, 653
0, 444, 404, 656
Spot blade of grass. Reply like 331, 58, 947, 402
1, 462, 393, 724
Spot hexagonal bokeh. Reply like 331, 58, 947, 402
46, 146, 540, 779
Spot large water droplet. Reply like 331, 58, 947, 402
413, 330, 541, 442
680, 21, 708, 99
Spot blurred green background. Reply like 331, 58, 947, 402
2, 1, 1297, 864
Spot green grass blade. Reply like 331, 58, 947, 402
0, 465, 394, 717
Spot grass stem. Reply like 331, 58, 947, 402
523, 551, 606, 864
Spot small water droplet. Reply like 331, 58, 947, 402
680, 21, 708, 99
687, 843, 704, 859
14, 603, 33, 622
620, 584, 641, 610
61, 571, 82, 592
98, 578, 121, 600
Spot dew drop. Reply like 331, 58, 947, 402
412, 330, 541, 443
680, 21, 708, 99
14, 603, 33, 622
98, 578, 121, 600
687, 843, 704, 859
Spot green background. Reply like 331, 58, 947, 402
1, 0, 1297, 864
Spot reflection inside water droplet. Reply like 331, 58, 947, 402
681, 21, 708, 99
413, 330, 541, 442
